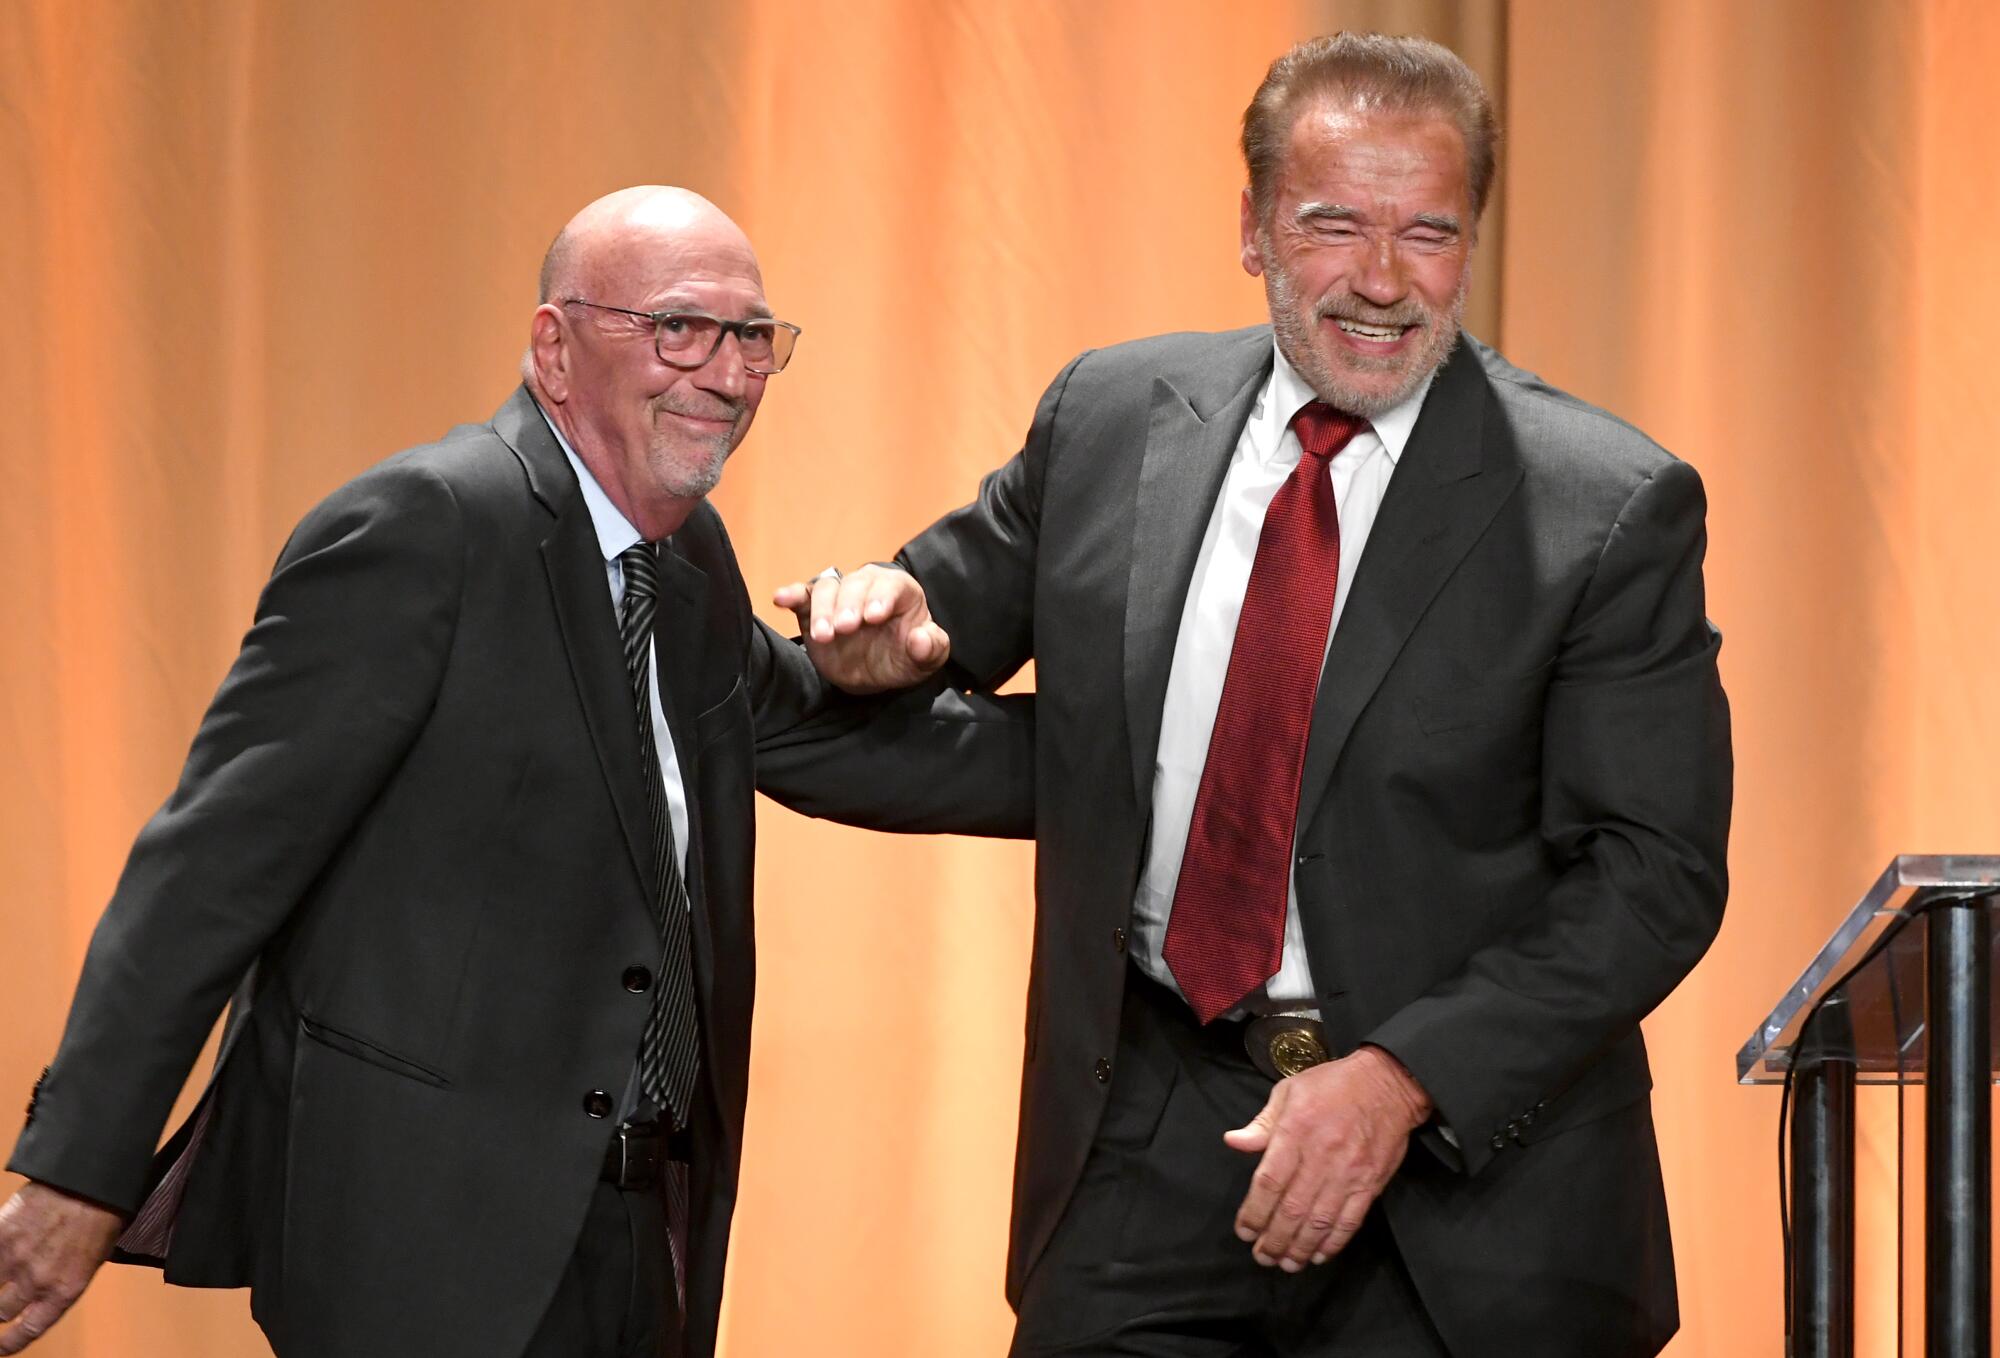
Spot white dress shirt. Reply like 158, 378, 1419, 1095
1131, 343, 1435, 1012
536, 404, 691, 877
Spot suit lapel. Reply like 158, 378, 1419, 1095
1292, 339, 1523, 836
651, 543, 716, 1025
1124, 336, 1273, 810
493, 388, 656, 902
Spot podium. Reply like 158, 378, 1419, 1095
1739, 855, 2000, 1357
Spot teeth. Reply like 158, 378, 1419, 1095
1336, 319, 1403, 340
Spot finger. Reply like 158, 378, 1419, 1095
1253, 1166, 1326, 1272
1291, 1176, 1353, 1269
1232, 1108, 1297, 1248
905, 621, 950, 669
1223, 1080, 1288, 1156
0, 1297, 65, 1356
770, 581, 810, 610
1308, 1188, 1377, 1265
806, 571, 844, 643
830, 573, 878, 635
858, 569, 918, 626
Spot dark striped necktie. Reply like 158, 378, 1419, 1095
617, 542, 700, 1130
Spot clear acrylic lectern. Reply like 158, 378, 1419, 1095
1738, 855, 2000, 1358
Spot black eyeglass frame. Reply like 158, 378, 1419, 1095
560, 298, 802, 374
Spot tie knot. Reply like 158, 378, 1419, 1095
619, 542, 661, 602
1290, 402, 1366, 463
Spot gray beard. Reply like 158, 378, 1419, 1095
659, 440, 730, 499
1263, 254, 1467, 419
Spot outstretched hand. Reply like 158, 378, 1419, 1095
1224, 1045, 1432, 1272
0, 1181, 125, 1354
773, 564, 951, 694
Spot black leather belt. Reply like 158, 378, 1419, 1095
600, 1120, 691, 1190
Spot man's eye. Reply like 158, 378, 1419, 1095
741, 322, 775, 342
659, 316, 692, 335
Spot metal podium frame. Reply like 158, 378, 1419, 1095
1738, 855, 2000, 1358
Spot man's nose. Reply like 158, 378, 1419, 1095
1353, 236, 1407, 306
696, 331, 749, 398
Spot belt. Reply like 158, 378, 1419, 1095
1127, 965, 1333, 1082
600, 1120, 692, 1190
1240, 1013, 1333, 1080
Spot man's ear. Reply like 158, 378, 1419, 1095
1239, 187, 1265, 278
529, 304, 569, 403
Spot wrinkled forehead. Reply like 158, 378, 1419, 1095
1282, 96, 1471, 186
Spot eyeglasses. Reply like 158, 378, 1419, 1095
562, 299, 801, 375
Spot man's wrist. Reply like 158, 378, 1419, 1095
1356, 1043, 1434, 1129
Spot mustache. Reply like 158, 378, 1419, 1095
655, 394, 746, 424
1316, 297, 1431, 329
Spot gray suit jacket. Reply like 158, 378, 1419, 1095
9, 386, 1032, 1358
898, 328, 1731, 1358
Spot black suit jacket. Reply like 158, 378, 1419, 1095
8, 387, 1032, 1358
897, 329, 1732, 1358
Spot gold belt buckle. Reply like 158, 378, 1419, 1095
1243, 1015, 1331, 1080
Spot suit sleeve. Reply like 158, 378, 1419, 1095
749, 618, 1036, 838
894, 352, 1086, 689
8, 464, 465, 1211
1364, 458, 1732, 1176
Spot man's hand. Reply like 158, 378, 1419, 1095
0, 1181, 125, 1354
1223, 1045, 1432, 1272
773, 564, 951, 694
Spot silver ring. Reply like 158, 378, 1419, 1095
811, 566, 842, 583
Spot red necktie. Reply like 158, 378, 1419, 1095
1163, 401, 1365, 1023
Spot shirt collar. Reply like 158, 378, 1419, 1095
535, 399, 643, 562
1269, 339, 1436, 467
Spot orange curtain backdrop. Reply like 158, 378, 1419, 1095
1, 3, 1992, 1357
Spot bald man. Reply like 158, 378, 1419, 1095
0, 187, 1029, 1358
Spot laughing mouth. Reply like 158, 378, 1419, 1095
1333, 318, 1410, 341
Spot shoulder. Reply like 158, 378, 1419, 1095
1063, 325, 1270, 393
1467, 336, 1687, 490
293, 416, 536, 552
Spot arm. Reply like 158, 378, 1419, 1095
751, 617, 1035, 839
1365, 459, 1730, 1174
1, 464, 465, 1348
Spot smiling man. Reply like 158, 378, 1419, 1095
0, 186, 1027, 1358
789, 32, 1732, 1358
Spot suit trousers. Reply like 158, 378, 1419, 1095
521, 1176, 681, 1358
1011, 970, 1449, 1358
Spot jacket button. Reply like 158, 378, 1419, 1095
1112, 928, 1127, 954
583, 1090, 614, 1119
1489, 1133, 1506, 1152
1095, 1058, 1112, 1084
622, 966, 653, 993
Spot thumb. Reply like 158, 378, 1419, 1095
1223, 1081, 1288, 1154
906, 622, 950, 668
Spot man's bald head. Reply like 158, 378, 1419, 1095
537, 186, 758, 304
524, 186, 775, 541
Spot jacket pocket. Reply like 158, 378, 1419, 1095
298, 1015, 451, 1088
